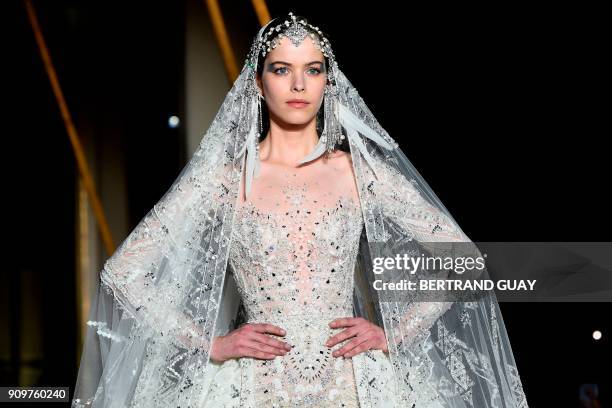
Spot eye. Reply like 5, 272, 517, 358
272, 66, 322, 76
273, 66, 289, 75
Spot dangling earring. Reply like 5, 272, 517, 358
256, 92, 264, 162
322, 83, 344, 155
258, 93, 264, 135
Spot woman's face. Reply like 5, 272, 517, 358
257, 35, 327, 128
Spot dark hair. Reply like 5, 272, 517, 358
254, 14, 348, 153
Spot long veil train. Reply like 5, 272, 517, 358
72, 15, 528, 408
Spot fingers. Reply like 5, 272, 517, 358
327, 320, 388, 358
246, 324, 290, 349
342, 338, 376, 358
329, 317, 363, 329
325, 326, 359, 348
332, 334, 370, 357
251, 332, 292, 353
250, 323, 287, 337
235, 342, 278, 360
241, 338, 289, 358
326, 317, 368, 348
232, 323, 290, 360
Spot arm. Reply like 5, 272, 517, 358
368, 158, 475, 348
98, 163, 229, 351
99, 205, 205, 349
370, 159, 468, 243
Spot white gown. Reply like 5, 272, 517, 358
196, 152, 399, 407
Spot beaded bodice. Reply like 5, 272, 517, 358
229, 156, 363, 324
230, 194, 362, 323
227, 155, 365, 406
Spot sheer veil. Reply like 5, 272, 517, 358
72, 13, 528, 408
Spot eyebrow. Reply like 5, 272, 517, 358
268, 60, 324, 66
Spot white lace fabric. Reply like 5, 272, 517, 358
191, 152, 397, 407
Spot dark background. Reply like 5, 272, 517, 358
2, 1, 609, 407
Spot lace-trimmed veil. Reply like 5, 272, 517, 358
72, 15, 528, 408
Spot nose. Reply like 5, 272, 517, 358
292, 74, 305, 93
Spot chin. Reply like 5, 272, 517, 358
280, 114, 315, 126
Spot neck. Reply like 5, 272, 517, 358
259, 117, 319, 167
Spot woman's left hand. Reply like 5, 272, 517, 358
325, 317, 389, 358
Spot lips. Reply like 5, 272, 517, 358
286, 100, 310, 108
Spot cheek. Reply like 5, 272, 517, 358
262, 78, 285, 105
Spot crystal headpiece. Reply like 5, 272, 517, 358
246, 12, 337, 70
261, 12, 333, 58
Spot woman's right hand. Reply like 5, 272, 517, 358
210, 323, 292, 363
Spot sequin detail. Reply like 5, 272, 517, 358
229, 193, 362, 407
198, 163, 397, 407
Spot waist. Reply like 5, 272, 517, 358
246, 305, 354, 325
